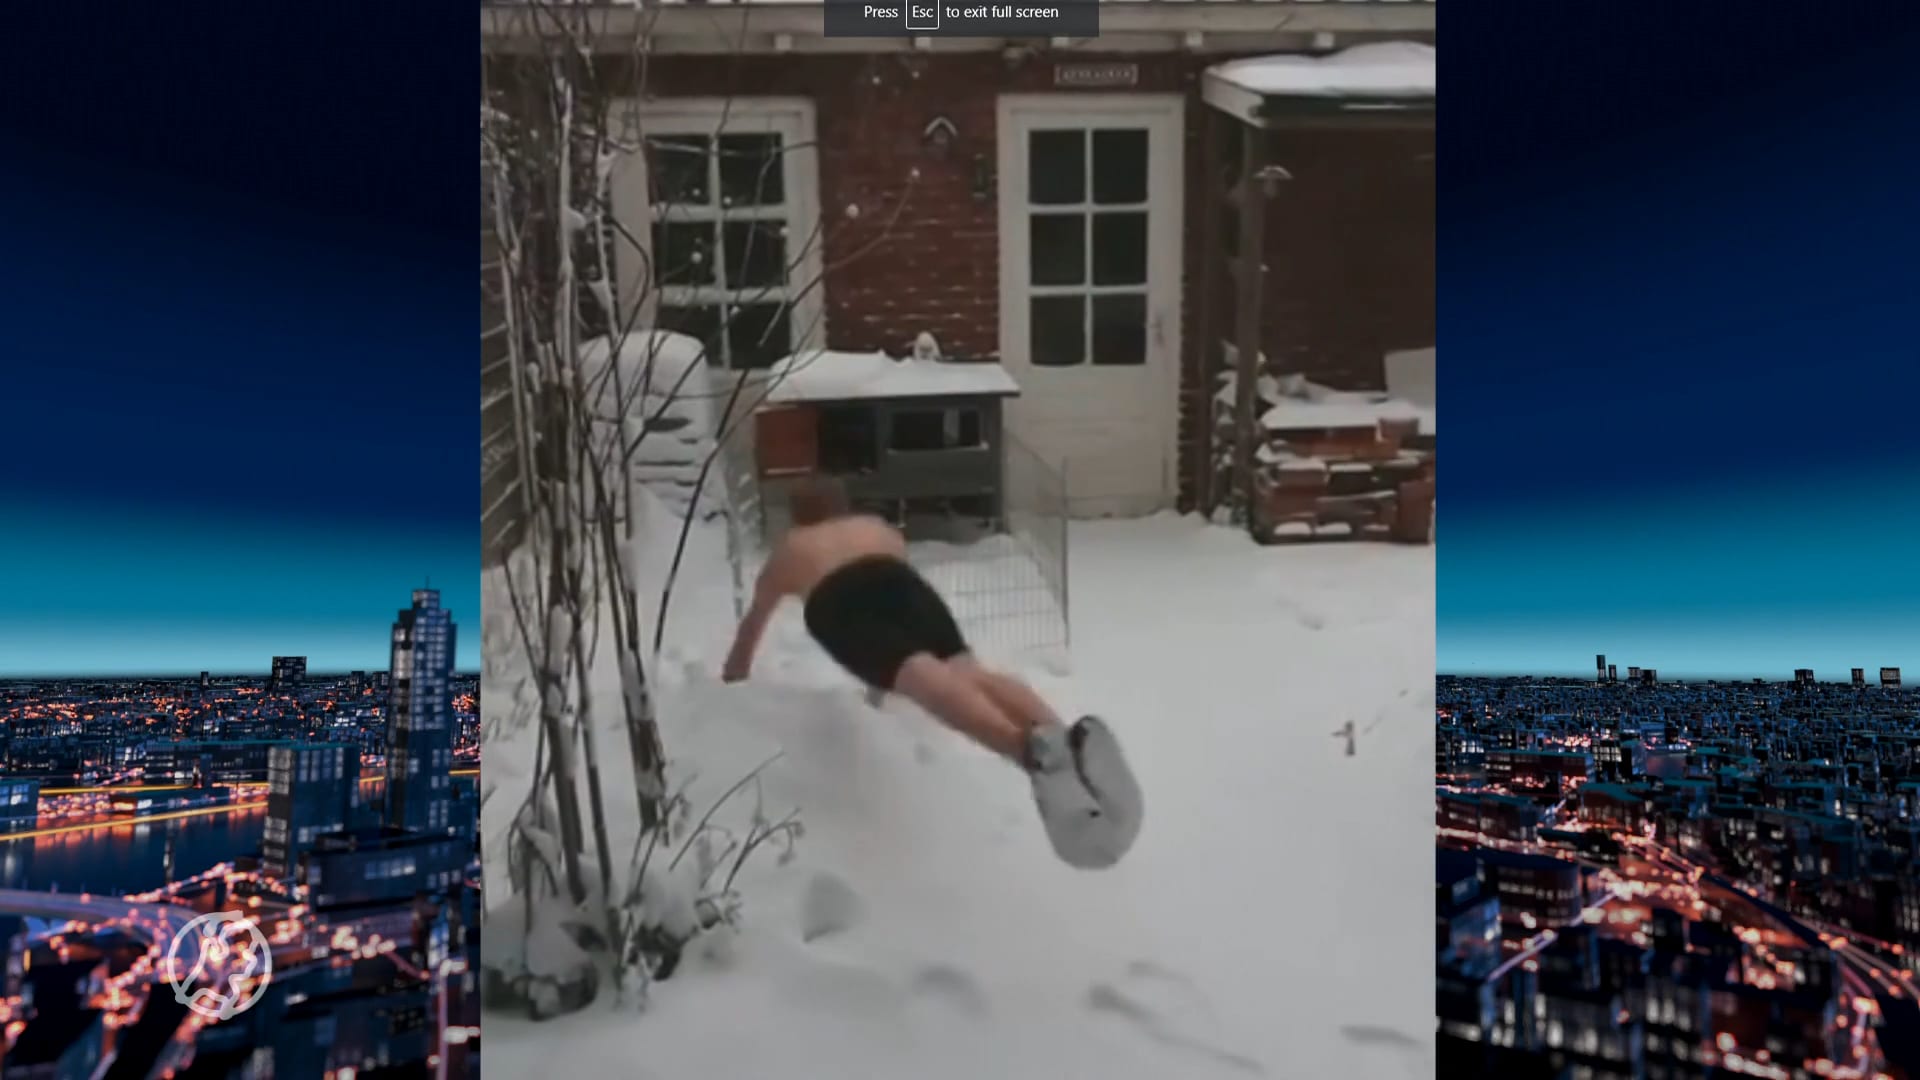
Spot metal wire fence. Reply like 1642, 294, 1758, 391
926, 432, 1070, 662
715, 424, 1071, 666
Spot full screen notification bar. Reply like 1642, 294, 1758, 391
824, 0, 1099, 38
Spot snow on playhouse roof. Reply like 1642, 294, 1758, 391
763, 349, 1020, 404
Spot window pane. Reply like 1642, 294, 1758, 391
724, 220, 788, 290
1091, 294, 1147, 366
728, 303, 792, 370
890, 410, 946, 452
1028, 130, 1085, 205
1029, 214, 1084, 286
954, 409, 982, 447
650, 135, 710, 205
1092, 129, 1148, 205
654, 221, 715, 286
1091, 212, 1147, 286
1030, 296, 1085, 367
658, 304, 722, 364
719, 134, 785, 207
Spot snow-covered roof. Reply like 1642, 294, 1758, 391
1209, 42, 1434, 99
763, 350, 1020, 404
1203, 41, 1434, 126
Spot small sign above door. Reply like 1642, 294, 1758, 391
1054, 62, 1138, 89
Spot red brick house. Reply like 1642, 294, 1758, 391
482, 1, 1435, 523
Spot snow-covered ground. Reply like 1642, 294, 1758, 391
483, 495, 1434, 1079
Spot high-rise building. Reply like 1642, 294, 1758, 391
1853, 668, 1867, 688
1606, 664, 1617, 682
0, 780, 39, 825
263, 743, 361, 879
1627, 667, 1641, 681
386, 589, 456, 836
1595, 654, 1606, 681
199, 671, 211, 691
270, 656, 307, 690
1794, 668, 1815, 687
1883, 667, 1903, 688
1640, 668, 1658, 686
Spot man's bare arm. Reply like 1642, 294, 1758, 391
722, 546, 794, 682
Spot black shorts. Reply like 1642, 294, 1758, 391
803, 555, 968, 691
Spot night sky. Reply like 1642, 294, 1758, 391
0, 3, 478, 675
1439, 4, 1920, 680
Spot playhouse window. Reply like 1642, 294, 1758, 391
891, 408, 983, 452
818, 406, 878, 473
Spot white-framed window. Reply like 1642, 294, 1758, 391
612, 97, 826, 370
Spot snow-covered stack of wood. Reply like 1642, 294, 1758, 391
580, 330, 726, 522
1218, 371, 1435, 544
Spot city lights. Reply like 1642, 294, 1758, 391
1, 620, 479, 1076
1438, 671, 1920, 1077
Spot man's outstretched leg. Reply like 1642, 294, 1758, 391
950, 655, 1143, 870
893, 653, 1134, 868
891, 653, 1031, 762
950, 654, 1059, 735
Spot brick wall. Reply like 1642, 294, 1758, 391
636, 49, 1433, 509
1258, 126, 1436, 392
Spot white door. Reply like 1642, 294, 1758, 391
997, 94, 1185, 518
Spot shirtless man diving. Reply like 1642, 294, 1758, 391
721, 481, 1142, 869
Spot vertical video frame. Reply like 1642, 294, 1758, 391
480, 1, 1434, 1075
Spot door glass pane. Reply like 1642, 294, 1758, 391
654, 222, 715, 286
1030, 296, 1085, 367
1091, 212, 1147, 287
1091, 294, 1147, 366
1030, 214, 1085, 286
718, 133, 785, 207
727, 303, 792, 370
651, 136, 711, 205
1028, 130, 1085, 205
1092, 129, 1148, 205
724, 220, 788, 289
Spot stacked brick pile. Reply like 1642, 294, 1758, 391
1246, 385, 1435, 545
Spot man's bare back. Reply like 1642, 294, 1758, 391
761, 513, 908, 601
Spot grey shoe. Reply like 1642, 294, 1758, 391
1026, 724, 1106, 868
1026, 719, 1142, 870
1069, 716, 1143, 866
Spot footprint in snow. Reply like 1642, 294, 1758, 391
1085, 975, 1263, 1075
1340, 1024, 1431, 1078
799, 871, 865, 943
1125, 960, 1207, 1002
1272, 596, 1328, 632
911, 963, 990, 1018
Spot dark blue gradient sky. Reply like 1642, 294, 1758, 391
0, 2, 477, 675
1440, 3, 1920, 680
